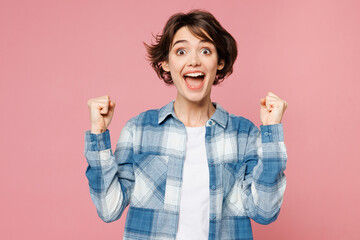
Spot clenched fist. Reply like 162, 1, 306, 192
260, 92, 287, 125
87, 95, 116, 134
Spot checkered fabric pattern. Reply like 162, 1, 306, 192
84, 101, 287, 240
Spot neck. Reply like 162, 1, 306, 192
174, 96, 216, 127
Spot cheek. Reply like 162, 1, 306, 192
205, 58, 220, 71
169, 64, 184, 79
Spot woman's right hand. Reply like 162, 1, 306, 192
87, 95, 116, 134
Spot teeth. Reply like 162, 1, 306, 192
184, 72, 204, 77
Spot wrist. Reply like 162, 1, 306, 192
91, 128, 107, 134
262, 122, 280, 126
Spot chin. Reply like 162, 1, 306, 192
183, 91, 210, 103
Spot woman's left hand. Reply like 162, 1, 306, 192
260, 92, 288, 125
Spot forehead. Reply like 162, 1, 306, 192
172, 26, 214, 46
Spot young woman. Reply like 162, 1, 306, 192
85, 10, 288, 240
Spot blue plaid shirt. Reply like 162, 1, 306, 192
84, 101, 287, 240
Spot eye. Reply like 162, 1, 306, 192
176, 49, 186, 55
201, 48, 211, 54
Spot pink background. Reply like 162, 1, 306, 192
1, 0, 359, 239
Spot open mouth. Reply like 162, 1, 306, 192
183, 72, 205, 90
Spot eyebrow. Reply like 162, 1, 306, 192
172, 39, 214, 48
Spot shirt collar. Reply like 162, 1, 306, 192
158, 100, 229, 128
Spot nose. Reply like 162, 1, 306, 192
187, 50, 201, 67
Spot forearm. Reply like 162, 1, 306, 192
243, 124, 287, 224
84, 130, 130, 223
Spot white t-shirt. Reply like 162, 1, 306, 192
176, 126, 209, 240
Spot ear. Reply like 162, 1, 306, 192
217, 59, 225, 70
161, 61, 170, 72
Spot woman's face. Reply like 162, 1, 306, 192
162, 26, 224, 104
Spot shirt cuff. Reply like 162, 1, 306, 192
84, 129, 111, 151
260, 124, 284, 143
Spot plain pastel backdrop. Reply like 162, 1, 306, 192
1, 0, 359, 239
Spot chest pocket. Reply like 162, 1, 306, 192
222, 162, 245, 198
131, 154, 168, 209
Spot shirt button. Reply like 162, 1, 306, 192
211, 185, 216, 190
206, 135, 211, 140
207, 120, 213, 126
209, 159, 214, 163
91, 142, 96, 145
264, 132, 269, 136
210, 214, 216, 220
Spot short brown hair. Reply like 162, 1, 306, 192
144, 9, 238, 85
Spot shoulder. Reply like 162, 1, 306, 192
217, 102, 257, 133
225, 113, 260, 141
228, 113, 256, 129
125, 105, 164, 128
